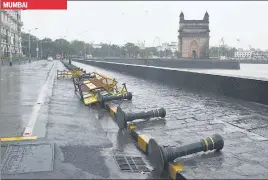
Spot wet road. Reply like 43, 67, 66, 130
2, 60, 268, 179
72, 61, 268, 179
0, 60, 54, 137
2, 61, 152, 179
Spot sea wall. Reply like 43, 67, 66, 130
75, 60, 268, 105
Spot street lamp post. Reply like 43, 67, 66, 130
84, 43, 86, 58
61, 38, 63, 58
59, 36, 66, 59
89, 41, 94, 58
36, 39, 39, 59
156, 37, 161, 58
76, 30, 88, 58
40, 39, 43, 60
24, 27, 38, 63
82, 32, 87, 58
28, 32, 31, 62
9, 25, 12, 66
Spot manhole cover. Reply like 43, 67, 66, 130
114, 155, 150, 173
1, 142, 54, 174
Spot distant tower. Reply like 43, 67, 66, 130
180, 11, 184, 21
203, 11, 209, 22
178, 11, 210, 59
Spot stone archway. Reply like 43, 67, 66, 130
190, 40, 198, 59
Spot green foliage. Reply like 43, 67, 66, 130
209, 46, 237, 58
21, 32, 176, 59
21, 32, 238, 59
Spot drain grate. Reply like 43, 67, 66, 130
114, 155, 150, 173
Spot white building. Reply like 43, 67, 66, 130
0, 10, 23, 58
252, 51, 266, 60
234, 49, 268, 60
92, 44, 102, 49
157, 42, 178, 53
265, 50, 268, 57
169, 42, 178, 53
234, 50, 253, 59
157, 43, 168, 51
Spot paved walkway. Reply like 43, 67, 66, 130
2, 60, 268, 179
2, 61, 150, 179
0, 60, 55, 137
73, 61, 268, 179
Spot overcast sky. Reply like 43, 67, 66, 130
21, 1, 268, 50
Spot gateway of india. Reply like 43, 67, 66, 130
178, 11, 210, 59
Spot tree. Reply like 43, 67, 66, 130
174, 51, 180, 58
20, 31, 240, 59
144, 47, 158, 57
122, 43, 141, 58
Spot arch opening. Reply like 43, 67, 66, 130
192, 50, 197, 59
190, 40, 198, 59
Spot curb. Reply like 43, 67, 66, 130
23, 62, 57, 137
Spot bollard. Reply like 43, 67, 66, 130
116, 107, 166, 130
99, 92, 133, 108
148, 134, 224, 175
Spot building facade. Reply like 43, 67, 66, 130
169, 42, 178, 53
92, 43, 102, 49
234, 50, 268, 60
252, 51, 267, 60
178, 12, 210, 59
157, 43, 168, 51
234, 50, 253, 59
0, 10, 23, 58
157, 42, 178, 53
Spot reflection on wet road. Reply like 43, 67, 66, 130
72, 61, 268, 178
73, 61, 268, 138
2, 60, 268, 179
0, 61, 54, 137
3, 61, 151, 179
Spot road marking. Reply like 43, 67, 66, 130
23, 62, 55, 137
1, 136, 37, 142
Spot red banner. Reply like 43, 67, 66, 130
0, 0, 67, 10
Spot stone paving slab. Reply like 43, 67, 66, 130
0, 60, 54, 137
73, 61, 268, 179
2, 62, 151, 179
3, 61, 268, 179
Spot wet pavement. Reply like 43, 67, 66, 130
0, 60, 55, 137
1, 61, 152, 179
2, 60, 268, 179
72, 61, 268, 179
